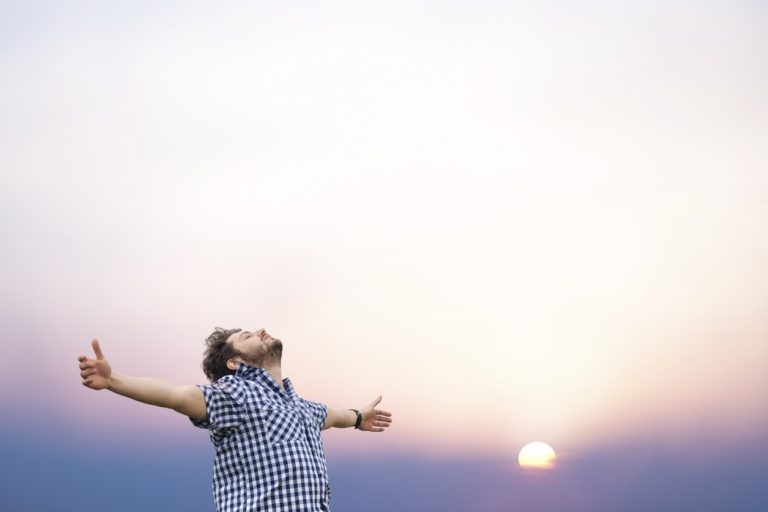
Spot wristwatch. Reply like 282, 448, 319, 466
350, 409, 363, 429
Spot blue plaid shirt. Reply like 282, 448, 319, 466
190, 363, 331, 511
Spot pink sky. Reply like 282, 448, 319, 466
1, 0, 767, 472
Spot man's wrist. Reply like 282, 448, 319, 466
105, 370, 128, 393
350, 409, 362, 429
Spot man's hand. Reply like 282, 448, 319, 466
358, 395, 392, 433
77, 338, 206, 420
78, 338, 112, 390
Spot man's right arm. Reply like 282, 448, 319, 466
107, 374, 207, 420
78, 338, 207, 421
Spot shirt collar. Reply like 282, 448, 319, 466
235, 363, 296, 399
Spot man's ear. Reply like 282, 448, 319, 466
227, 358, 240, 370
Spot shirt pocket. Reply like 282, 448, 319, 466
261, 402, 304, 445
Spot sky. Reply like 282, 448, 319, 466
1, 0, 767, 510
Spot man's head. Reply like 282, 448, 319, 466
202, 327, 283, 382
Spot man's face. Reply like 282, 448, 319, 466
227, 328, 283, 369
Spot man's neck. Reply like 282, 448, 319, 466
264, 364, 284, 390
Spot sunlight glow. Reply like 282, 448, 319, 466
518, 442, 556, 469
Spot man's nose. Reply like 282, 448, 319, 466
257, 329, 266, 337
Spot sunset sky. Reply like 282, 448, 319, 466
1, 1, 767, 510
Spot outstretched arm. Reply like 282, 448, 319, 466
323, 395, 392, 432
78, 338, 207, 421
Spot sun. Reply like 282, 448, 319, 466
518, 441, 556, 469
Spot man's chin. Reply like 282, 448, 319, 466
264, 339, 283, 364
271, 341, 283, 360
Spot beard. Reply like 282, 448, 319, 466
239, 339, 283, 368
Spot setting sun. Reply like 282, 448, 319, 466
518, 442, 557, 469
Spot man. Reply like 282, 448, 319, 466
77, 327, 392, 511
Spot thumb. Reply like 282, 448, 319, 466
92, 338, 105, 360
369, 395, 382, 408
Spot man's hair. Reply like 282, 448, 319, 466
202, 327, 242, 382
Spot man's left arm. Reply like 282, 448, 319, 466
323, 395, 392, 432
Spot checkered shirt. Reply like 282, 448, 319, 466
190, 363, 331, 512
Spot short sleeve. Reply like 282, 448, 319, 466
189, 380, 243, 431
300, 398, 328, 430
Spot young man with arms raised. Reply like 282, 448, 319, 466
77, 327, 392, 512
